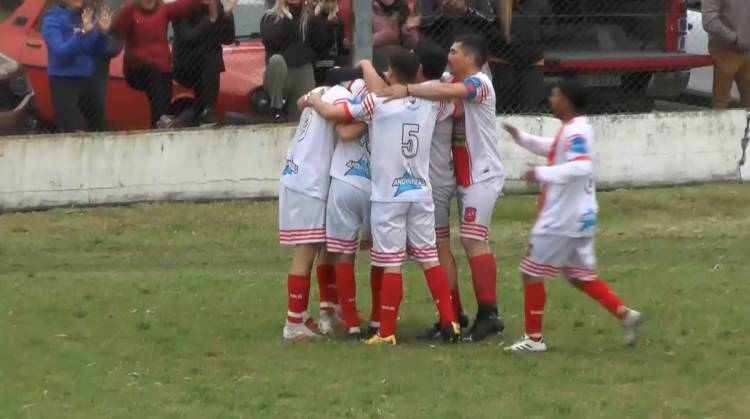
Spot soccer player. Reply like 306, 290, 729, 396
306, 50, 461, 345
502, 80, 642, 353
279, 85, 350, 340
324, 79, 381, 340
377, 34, 506, 341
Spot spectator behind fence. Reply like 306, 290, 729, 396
701, 0, 750, 109
414, 0, 494, 53
372, 0, 418, 71
487, 0, 552, 113
41, 0, 110, 132
260, 0, 315, 122
173, 0, 237, 126
308, 0, 348, 85
111, 0, 202, 128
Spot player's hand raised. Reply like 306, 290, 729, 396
375, 84, 408, 101
503, 123, 520, 142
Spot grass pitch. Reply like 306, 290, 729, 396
1, 184, 749, 418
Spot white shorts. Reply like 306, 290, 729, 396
325, 178, 372, 253
457, 176, 504, 242
278, 184, 326, 245
370, 200, 438, 267
520, 234, 597, 280
432, 184, 456, 240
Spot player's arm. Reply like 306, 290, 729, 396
359, 60, 388, 92
306, 92, 348, 121
531, 134, 593, 184
503, 123, 553, 157
377, 81, 469, 101
335, 122, 367, 142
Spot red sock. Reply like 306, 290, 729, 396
468, 254, 497, 305
423, 265, 457, 326
524, 280, 546, 340
378, 272, 402, 337
451, 288, 463, 317
316, 264, 337, 313
369, 266, 384, 323
287, 274, 311, 323
574, 278, 627, 318
335, 262, 358, 328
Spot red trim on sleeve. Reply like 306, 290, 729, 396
340, 103, 352, 122
569, 156, 590, 162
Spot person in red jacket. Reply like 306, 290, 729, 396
111, 0, 202, 128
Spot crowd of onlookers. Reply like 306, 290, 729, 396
37, 0, 750, 132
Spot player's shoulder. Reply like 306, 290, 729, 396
345, 78, 369, 97
322, 85, 352, 102
562, 117, 593, 137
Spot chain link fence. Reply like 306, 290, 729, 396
0, 0, 738, 136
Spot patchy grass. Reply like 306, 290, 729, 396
1, 184, 749, 418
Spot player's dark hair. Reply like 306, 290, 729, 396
558, 79, 588, 113
388, 50, 420, 84
413, 40, 448, 80
453, 33, 487, 67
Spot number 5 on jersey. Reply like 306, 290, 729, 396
401, 123, 420, 158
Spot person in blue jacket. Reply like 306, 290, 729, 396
41, 0, 110, 132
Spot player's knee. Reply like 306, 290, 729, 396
460, 237, 488, 256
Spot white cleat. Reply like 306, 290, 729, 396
318, 310, 345, 335
620, 309, 642, 346
282, 318, 321, 340
504, 335, 548, 353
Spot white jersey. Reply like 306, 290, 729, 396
453, 72, 505, 186
518, 117, 597, 238
342, 87, 455, 203
280, 86, 348, 200
330, 80, 372, 193
430, 75, 456, 188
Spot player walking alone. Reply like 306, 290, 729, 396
503, 80, 642, 352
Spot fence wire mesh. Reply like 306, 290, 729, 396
0, 0, 738, 135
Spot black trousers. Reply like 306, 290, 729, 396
125, 64, 173, 128
49, 75, 107, 133
489, 63, 546, 113
174, 54, 221, 123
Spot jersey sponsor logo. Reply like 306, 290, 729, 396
464, 207, 477, 222
392, 168, 426, 197
345, 155, 371, 179
403, 96, 421, 111
579, 209, 596, 231
349, 93, 366, 105
569, 136, 588, 154
281, 160, 299, 176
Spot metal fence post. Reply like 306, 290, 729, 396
352, 0, 372, 63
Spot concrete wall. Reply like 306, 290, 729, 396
0, 110, 747, 211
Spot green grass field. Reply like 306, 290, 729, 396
1, 184, 749, 418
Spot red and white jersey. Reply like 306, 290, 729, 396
452, 72, 505, 186
342, 85, 455, 203
330, 80, 372, 193
430, 75, 456, 188
280, 86, 347, 200
520, 117, 597, 238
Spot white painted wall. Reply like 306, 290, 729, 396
0, 110, 747, 211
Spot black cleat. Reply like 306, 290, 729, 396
347, 327, 363, 341
417, 323, 442, 341
457, 313, 470, 330
440, 321, 462, 343
367, 323, 379, 338
465, 304, 505, 342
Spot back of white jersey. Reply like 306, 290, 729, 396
533, 117, 598, 237
329, 81, 372, 192
430, 76, 456, 187
343, 88, 454, 202
280, 86, 348, 199
452, 72, 505, 186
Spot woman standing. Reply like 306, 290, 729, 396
260, 0, 315, 122
41, 0, 110, 132
372, 0, 418, 71
111, 0, 202, 128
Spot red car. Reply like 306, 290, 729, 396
0, 0, 274, 131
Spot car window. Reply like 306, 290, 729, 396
0, 0, 23, 24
